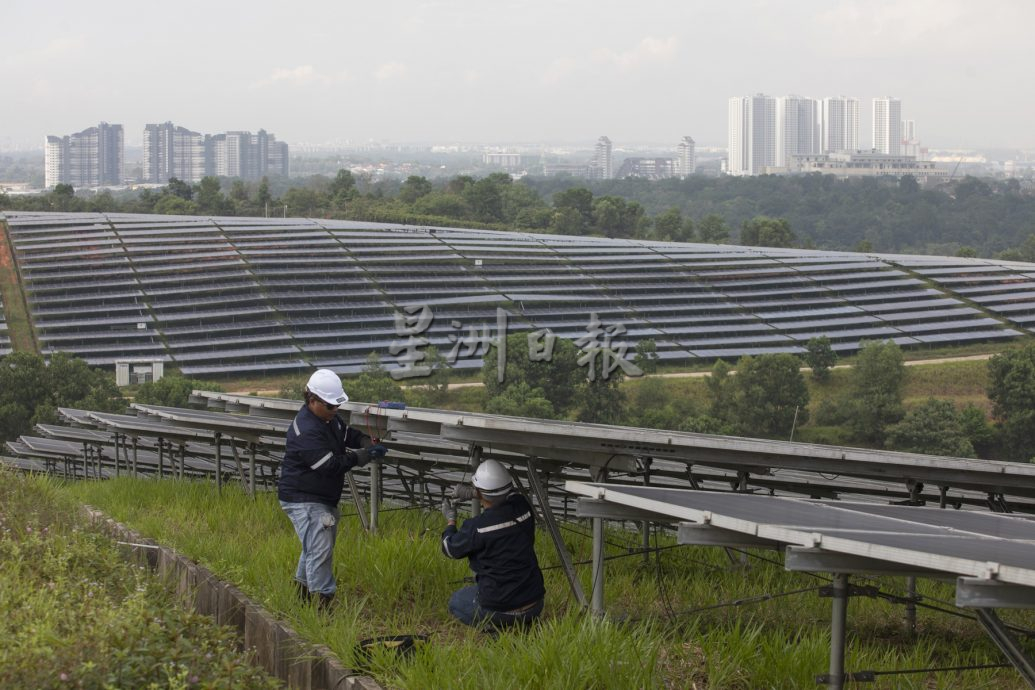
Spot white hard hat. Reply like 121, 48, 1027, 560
472, 459, 512, 496
306, 369, 349, 405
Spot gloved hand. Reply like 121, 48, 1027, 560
441, 498, 457, 523
352, 444, 387, 468
450, 484, 477, 501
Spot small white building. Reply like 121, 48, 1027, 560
115, 359, 165, 386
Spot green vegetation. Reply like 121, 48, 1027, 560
135, 374, 223, 408
0, 352, 124, 442
57, 476, 1033, 689
4, 171, 1035, 258
0, 470, 279, 689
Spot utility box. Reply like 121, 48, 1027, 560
115, 359, 165, 387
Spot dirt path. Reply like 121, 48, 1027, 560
0, 219, 36, 352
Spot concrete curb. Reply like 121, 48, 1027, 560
82, 506, 382, 690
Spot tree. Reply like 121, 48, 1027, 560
195, 176, 229, 215
484, 382, 555, 419
166, 177, 193, 200
553, 188, 594, 226
706, 359, 735, 421
347, 353, 405, 405
886, 399, 975, 457
135, 375, 220, 408
652, 208, 684, 241
153, 194, 197, 215
0, 352, 125, 442
482, 332, 583, 418
987, 345, 1035, 461
845, 340, 906, 445
632, 338, 659, 375
740, 216, 796, 248
576, 369, 627, 424
399, 176, 433, 204
406, 345, 452, 408
729, 354, 809, 438
804, 336, 837, 381
697, 214, 729, 243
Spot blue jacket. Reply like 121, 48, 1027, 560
441, 493, 545, 611
277, 405, 369, 506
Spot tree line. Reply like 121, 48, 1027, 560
3, 171, 1034, 259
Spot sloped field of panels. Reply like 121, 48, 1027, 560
0, 211, 1031, 376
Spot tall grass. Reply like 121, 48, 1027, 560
58, 477, 1035, 689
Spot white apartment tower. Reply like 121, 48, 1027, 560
143, 122, 205, 183
677, 136, 696, 177
820, 96, 859, 153
728, 94, 776, 176
44, 122, 124, 188
591, 136, 613, 180
776, 96, 820, 167
873, 97, 902, 155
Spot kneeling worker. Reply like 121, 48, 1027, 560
279, 369, 387, 610
440, 459, 545, 629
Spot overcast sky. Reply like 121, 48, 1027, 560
3, 0, 1032, 151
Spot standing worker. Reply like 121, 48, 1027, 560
279, 369, 387, 610
440, 459, 545, 629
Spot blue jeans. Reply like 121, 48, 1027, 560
280, 501, 340, 596
448, 585, 544, 630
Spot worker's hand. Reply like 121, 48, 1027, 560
450, 484, 477, 501
441, 498, 457, 523
352, 444, 387, 468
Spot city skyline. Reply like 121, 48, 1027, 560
2, 0, 1033, 151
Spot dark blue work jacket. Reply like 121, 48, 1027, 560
277, 405, 368, 507
441, 493, 545, 611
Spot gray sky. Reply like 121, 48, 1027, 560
3, 0, 1033, 151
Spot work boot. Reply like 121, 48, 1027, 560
294, 580, 311, 604
317, 592, 335, 613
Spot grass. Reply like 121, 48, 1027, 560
0, 221, 36, 353
0, 470, 279, 689
57, 476, 1035, 689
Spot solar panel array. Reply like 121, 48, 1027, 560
1, 211, 1031, 375
0, 294, 11, 357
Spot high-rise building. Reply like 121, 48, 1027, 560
590, 136, 613, 180
776, 96, 820, 167
44, 122, 124, 188
901, 119, 922, 159
820, 96, 859, 153
728, 94, 776, 176
143, 122, 205, 184
677, 136, 696, 177
203, 129, 288, 181
872, 97, 902, 155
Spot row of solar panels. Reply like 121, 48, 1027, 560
0, 295, 10, 358
2, 212, 1033, 375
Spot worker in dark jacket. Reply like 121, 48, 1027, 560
279, 369, 387, 609
440, 459, 545, 629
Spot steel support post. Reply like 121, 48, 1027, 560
131, 437, 138, 476
178, 443, 186, 480
469, 444, 483, 517
526, 457, 588, 608
370, 461, 381, 533
214, 432, 222, 495
81, 442, 88, 480
113, 433, 120, 478
827, 573, 849, 690
976, 609, 1035, 688
641, 458, 652, 565
591, 468, 608, 617
157, 440, 164, 479
905, 576, 917, 636
347, 473, 370, 531
939, 485, 948, 509
248, 442, 256, 497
